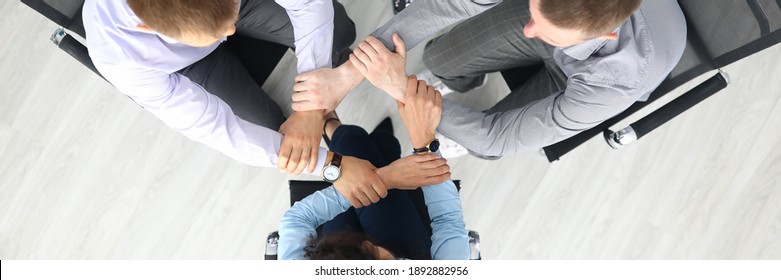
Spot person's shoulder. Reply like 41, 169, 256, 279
83, 0, 144, 63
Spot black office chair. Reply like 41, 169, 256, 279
21, 0, 288, 89
501, 0, 781, 162
264, 180, 482, 260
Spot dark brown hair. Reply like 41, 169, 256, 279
127, 0, 238, 39
538, 0, 641, 38
305, 232, 379, 260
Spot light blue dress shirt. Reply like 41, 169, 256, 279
278, 180, 470, 260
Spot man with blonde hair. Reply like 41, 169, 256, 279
83, 0, 390, 207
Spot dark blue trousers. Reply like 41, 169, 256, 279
322, 125, 432, 259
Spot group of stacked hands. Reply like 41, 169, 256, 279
82, 0, 686, 259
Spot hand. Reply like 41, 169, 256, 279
333, 155, 388, 208
349, 33, 408, 101
397, 76, 443, 148
376, 154, 451, 190
292, 63, 364, 112
278, 111, 324, 175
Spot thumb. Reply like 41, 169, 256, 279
396, 100, 405, 110
392, 33, 406, 59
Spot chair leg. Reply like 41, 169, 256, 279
605, 71, 729, 149
468, 230, 481, 260
264, 231, 279, 260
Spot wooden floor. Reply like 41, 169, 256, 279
2, 0, 780, 259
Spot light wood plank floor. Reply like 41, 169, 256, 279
1, 0, 780, 259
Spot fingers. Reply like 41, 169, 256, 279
307, 147, 318, 173
419, 159, 449, 173
391, 33, 407, 58
291, 101, 315, 112
286, 147, 302, 174
426, 84, 436, 96
363, 186, 381, 204
435, 86, 443, 108
357, 40, 379, 57
396, 100, 405, 110
406, 76, 417, 99
412, 153, 439, 162
416, 80, 427, 97
277, 141, 293, 171
291, 91, 313, 102
346, 194, 365, 209
353, 47, 372, 64
370, 174, 388, 199
289, 148, 308, 175
293, 81, 311, 92
349, 54, 367, 74
294, 72, 310, 83
424, 172, 451, 185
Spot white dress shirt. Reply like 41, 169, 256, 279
82, 0, 335, 174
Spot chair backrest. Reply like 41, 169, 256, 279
20, 0, 288, 89
21, 0, 87, 38
660, 0, 781, 93
542, 0, 781, 162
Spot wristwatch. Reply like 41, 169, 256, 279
413, 138, 440, 155
322, 152, 342, 183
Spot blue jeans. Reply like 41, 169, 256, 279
322, 125, 433, 259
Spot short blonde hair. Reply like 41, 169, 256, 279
127, 0, 238, 39
539, 0, 641, 38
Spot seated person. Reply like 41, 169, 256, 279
292, 0, 686, 158
278, 78, 469, 260
83, 0, 386, 206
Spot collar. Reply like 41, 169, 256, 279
559, 26, 621, 61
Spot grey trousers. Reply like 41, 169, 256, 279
422, 0, 567, 114
179, 0, 356, 131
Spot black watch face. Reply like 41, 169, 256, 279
429, 139, 440, 153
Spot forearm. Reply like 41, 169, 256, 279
437, 98, 558, 156
106, 67, 329, 173
437, 84, 635, 156
278, 186, 352, 259
423, 180, 469, 260
336, 60, 366, 93
370, 0, 502, 51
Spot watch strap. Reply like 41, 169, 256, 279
413, 138, 439, 155
413, 146, 430, 154
330, 152, 342, 167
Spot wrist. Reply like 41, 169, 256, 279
338, 61, 364, 90
324, 151, 334, 166
411, 132, 436, 149
300, 109, 325, 120
374, 166, 396, 189
386, 82, 407, 102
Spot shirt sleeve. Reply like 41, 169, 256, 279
438, 78, 639, 156
423, 179, 470, 260
275, 0, 335, 72
94, 62, 328, 174
370, 0, 502, 51
278, 186, 352, 260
